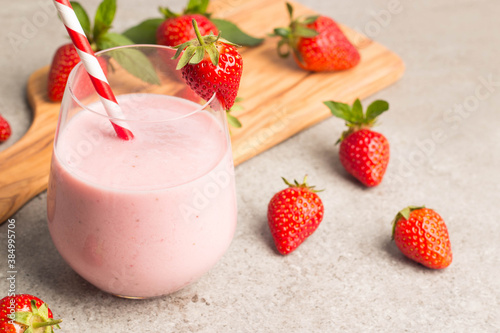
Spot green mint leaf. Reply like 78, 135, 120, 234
70, 2, 91, 39
93, 0, 116, 40
351, 98, 363, 122
96, 32, 133, 50
123, 18, 164, 44
323, 101, 354, 123
185, 0, 209, 14
294, 25, 319, 38
227, 113, 242, 128
366, 100, 389, 122
211, 19, 264, 47
99, 33, 161, 85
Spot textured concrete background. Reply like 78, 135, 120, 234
1, 0, 500, 332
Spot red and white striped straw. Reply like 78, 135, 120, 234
53, 0, 134, 140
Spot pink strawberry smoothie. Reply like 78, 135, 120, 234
47, 94, 237, 298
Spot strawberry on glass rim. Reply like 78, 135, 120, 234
0, 294, 62, 333
172, 19, 243, 110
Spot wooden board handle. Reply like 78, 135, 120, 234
0, 110, 58, 224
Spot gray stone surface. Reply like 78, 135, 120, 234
1, 0, 500, 332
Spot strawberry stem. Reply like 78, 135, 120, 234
192, 19, 206, 46
32, 319, 63, 329
281, 175, 324, 192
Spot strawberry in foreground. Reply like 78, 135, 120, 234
0, 114, 12, 142
271, 2, 360, 72
0, 294, 62, 333
268, 177, 324, 255
324, 99, 390, 187
47, 0, 134, 101
173, 20, 243, 110
392, 206, 453, 269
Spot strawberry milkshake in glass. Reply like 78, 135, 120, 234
47, 45, 237, 298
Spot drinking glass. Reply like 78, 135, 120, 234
47, 45, 237, 298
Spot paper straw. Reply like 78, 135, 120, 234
53, 0, 134, 140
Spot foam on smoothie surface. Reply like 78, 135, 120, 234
56, 94, 226, 190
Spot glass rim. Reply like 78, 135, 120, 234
66, 44, 217, 123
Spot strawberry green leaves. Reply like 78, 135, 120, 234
96, 33, 160, 85
324, 98, 389, 144
185, 0, 210, 16
323, 101, 353, 122
366, 100, 390, 123
105, 45, 161, 85
211, 19, 264, 47
270, 2, 318, 58
391, 205, 426, 239
70, 1, 91, 39
173, 20, 223, 69
93, 0, 117, 40
95, 32, 132, 49
227, 96, 244, 129
351, 99, 363, 121
227, 112, 242, 128
160, 0, 210, 18
123, 18, 164, 44
69, 0, 123, 49
13, 299, 62, 332
324, 99, 389, 127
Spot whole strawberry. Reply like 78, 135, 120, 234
156, 0, 217, 47
47, 0, 133, 102
272, 2, 360, 72
324, 99, 390, 187
157, 14, 218, 47
392, 206, 453, 269
268, 177, 324, 255
47, 44, 82, 101
0, 114, 12, 142
173, 20, 243, 110
0, 294, 62, 333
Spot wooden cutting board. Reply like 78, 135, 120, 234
0, 0, 404, 224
